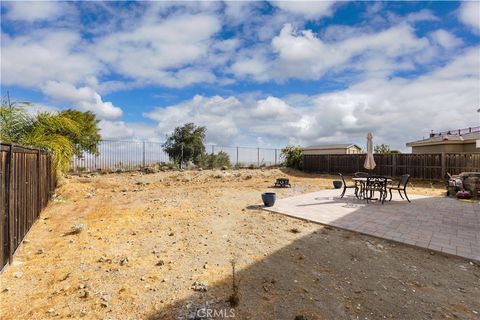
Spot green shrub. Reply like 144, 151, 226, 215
234, 162, 245, 169
281, 145, 303, 169
198, 151, 231, 169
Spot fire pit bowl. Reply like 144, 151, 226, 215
262, 192, 276, 207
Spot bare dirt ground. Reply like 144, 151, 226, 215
1, 168, 479, 320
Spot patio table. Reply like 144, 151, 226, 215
353, 177, 392, 201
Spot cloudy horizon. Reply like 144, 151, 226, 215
1, 1, 479, 151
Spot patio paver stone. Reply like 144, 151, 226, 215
263, 189, 480, 262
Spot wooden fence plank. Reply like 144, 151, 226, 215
303, 153, 479, 180
0, 143, 56, 270
7, 145, 14, 264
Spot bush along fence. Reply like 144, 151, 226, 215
0, 143, 56, 269
303, 153, 480, 180
70, 140, 281, 172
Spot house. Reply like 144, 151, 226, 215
302, 144, 363, 155
406, 127, 480, 154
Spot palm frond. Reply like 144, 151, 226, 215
0, 104, 34, 142
20, 112, 82, 174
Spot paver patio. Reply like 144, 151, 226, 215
263, 189, 480, 261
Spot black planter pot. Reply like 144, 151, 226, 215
333, 181, 343, 189
262, 192, 276, 207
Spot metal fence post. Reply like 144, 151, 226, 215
257, 147, 260, 167
142, 141, 146, 168
275, 149, 277, 166
236, 146, 239, 167
211, 145, 214, 154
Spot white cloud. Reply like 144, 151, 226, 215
267, 23, 430, 80
1, 1, 478, 149
458, 1, 480, 33
429, 29, 463, 50
98, 120, 134, 140
142, 48, 479, 150
91, 13, 221, 87
3, 1, 72, 22
1, 30, 99, 87
42, 81, 123, 120
98, 120, 158, 141
271, 1, 337, 19
388, 9, 439, 24
144, 95, 242, 145
1, 5, 223, 90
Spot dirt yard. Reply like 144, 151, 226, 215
0, 168, 479, 320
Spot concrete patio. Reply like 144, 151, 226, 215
263, 189, 480, 262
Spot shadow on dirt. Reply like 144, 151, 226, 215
148, 197, 480, 319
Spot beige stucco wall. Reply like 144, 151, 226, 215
303, 148, 347, 155
347, 146, 361, 154
464, 143, 480, 152
303, 146, 362, 155
412, 143, 478, 154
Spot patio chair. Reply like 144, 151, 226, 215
338, 173, 358, 198
388, 174, 411, 202
354, 172, 369, 178
364, 176, 388, 204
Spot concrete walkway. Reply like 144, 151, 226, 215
263, 189, 480, 262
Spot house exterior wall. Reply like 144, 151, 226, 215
464, 143, 479, 152
303, 148, 348, 155
411, 143, 477, 154
347, 146, 362, 154
303, 146, 362, 155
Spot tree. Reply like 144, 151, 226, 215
59, 109, 101, 157
374, 144, 391, 154
0, 96, 101, 174
163, 123, 206, 166
374, 144, 401, 154
281, 145, 303, 169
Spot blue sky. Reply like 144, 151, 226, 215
1, 1, 479, 150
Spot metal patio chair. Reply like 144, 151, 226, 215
388, 174, 411, 202
364, 176, 388, 204
354, 172, 369, 178
338, 173, 359, 198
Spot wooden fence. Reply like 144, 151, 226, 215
303, 153, 480, 180
0, 143, 56, 270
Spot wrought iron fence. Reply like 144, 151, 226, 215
71, 140, 281, 172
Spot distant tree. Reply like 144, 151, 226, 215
163, 123, 206, 166
281, 145, 303, 169
374, 144, 391, 154
374, 144, 402, 154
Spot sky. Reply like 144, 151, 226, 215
1, 1, 479, 151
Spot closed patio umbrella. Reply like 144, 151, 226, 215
364, 132, 376, 171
